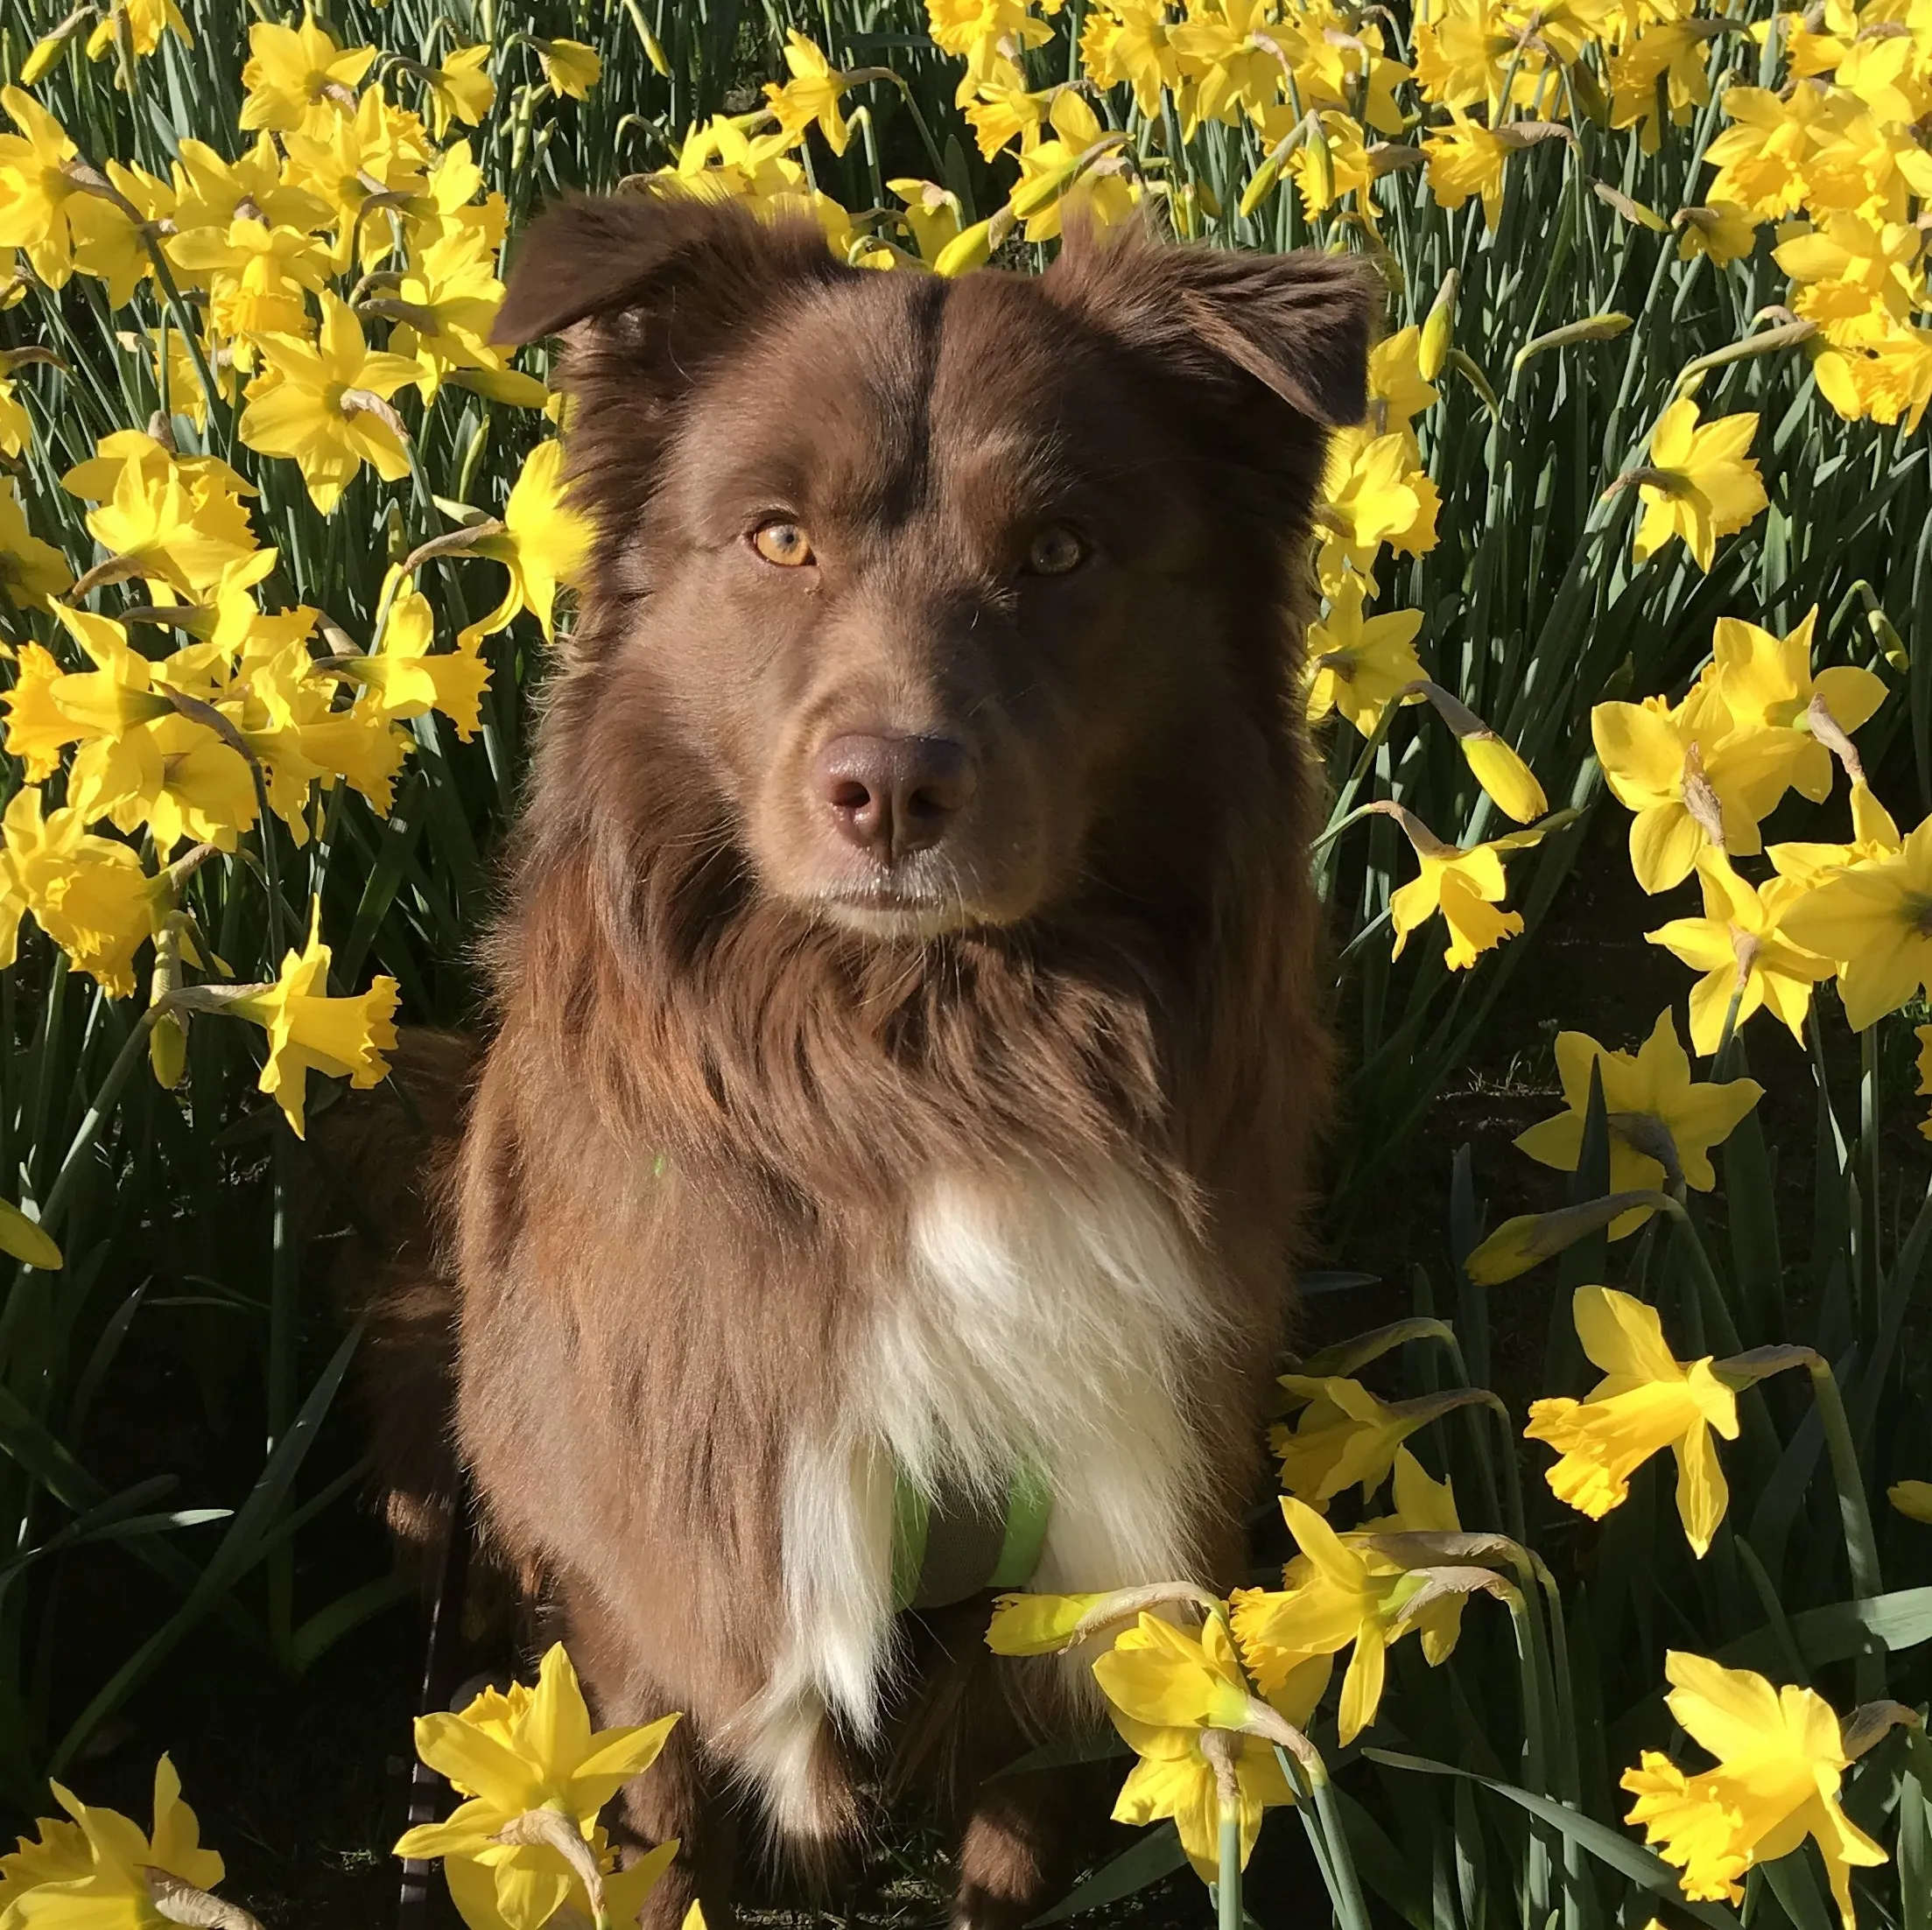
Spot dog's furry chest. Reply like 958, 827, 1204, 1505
737, 1162, 1222, 1828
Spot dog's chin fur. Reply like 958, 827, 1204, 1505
811, 895, 993, 941
355, 194, 1373, 1930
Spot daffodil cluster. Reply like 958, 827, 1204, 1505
1593, 605, 1932, 1042
0, 23, 595, 1140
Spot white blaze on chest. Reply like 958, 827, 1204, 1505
735, 1163, 1222, 1833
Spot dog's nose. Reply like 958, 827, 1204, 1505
817, 733, 977, 860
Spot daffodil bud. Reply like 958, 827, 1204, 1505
1889, 1479, 1932, 1524
933, 216, 995, 277
1418, 270, 1458, 381
1512, 312, 1633, 376
150, 1010, 188, 1090
0, 1198, 61, 1271
1463, 1193, 1674, 1283
1459, 733, 1549, 824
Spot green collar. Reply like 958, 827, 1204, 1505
890, 1462, 1052, 1612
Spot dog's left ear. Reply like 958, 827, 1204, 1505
1042, 222, 1380, 428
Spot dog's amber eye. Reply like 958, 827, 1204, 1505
1024, 523, 1086, 577
751, 520, 814, 567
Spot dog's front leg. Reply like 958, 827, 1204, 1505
561, 1576, 744, 1930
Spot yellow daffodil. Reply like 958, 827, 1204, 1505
385, 229, 545, 406
2, 1757, 235, 1927
165, 218, 333, 361
1675, 201, 1758, 267
1526, 1288, 1740, 1555
1385, 809, 1551, 970
228, 628, 414, 830
1514, 1010, 1764, 1233
0, 87, 82, 290
1365, 326, 1439, 445
1646, 853, 1835, 1052
1271, 1374, 1444, 1505
282, 85, 432, 274
1303, 576, 1425, 735
1357, 1448, 1469, 1661
1704, 85, 1835, 222
1412, 0, 1600, 116
535, 39, 602, 101
1622, 1653, 1886, 1924
1775, 214, 1923, 347
1231, 1495, 1427, 1744
395, 1643, 678, 1930
1080, 0, 1184, 118
332, 584, 490, 740
83, 0, 193, 67
1, 786, 159, 997
1286, 111, 1376, 223
223, 901, 399, 1136
1812, 320, 1932, 436
1168, 0, 1283, 132
239, 16, 376, 130
1094, 1610, 1257, 1733
3, 607, 249, 854
764, 33, 854, 154
81, 445, 261, 598
1591, 682, 1799, 892
457, 440, 593, 651
167, 134, 332, 239
422, 46, 495, 138
1423, 111, 1511, 233
1092, 1613, 1302, 1881
0, 475, 74, 605
1318, 430, 1441, 585
1709, 607, 1886, 768
1011, 91, 1138, 243
1630, 400, 1769, 572
442, 1837, 677, 1930
0, 374, 31, 459
888, 178, 964, 264
1781, 817, 1932, 1029
240, 292, 421, 514
0, 1808, 91, 1910
1609, 18, 1718, 151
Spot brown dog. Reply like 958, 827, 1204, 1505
419, 194, 1367, 1926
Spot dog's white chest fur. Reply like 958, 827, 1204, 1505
735, 1163, 1219, 1832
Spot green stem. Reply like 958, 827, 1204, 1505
1215, 1805, 1241, 1930
1309, 1771, 1373, 1930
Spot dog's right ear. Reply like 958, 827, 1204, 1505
492, 193, 851, 622
492, 188, 846, 355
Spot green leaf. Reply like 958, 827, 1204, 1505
291, 1574, 411, 1673
1028, 1822, 1189, 1923
994, 1729, 1130, 1779
47, 1321, 363, 1775
1361, 1748, 1742, 1928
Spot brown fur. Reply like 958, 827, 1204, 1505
372, 193, 1370, 1926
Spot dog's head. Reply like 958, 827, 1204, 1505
497, 194, 1374, 941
